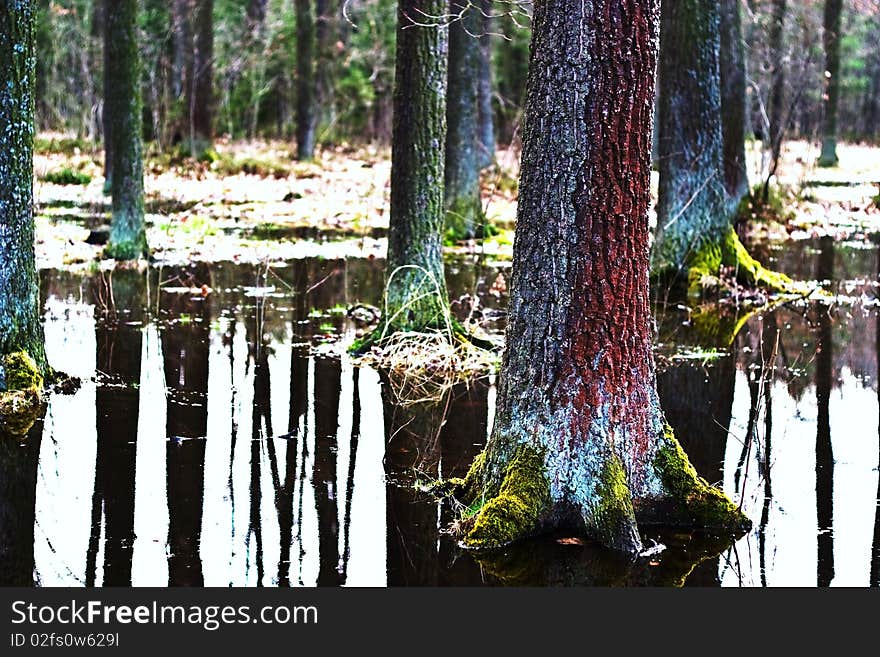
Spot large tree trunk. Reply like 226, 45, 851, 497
457, 0, 748, 555
0, 1, 45, 370
653, 0, 790, 295
381, 0, 451, 334
189, 0, 214, 156
444, 1, 485, 241
818, 0, 842, 167
720, 0, 749, 200
104, 0, 147, 260
476, 0, 495, 168
295, 0, 317, 160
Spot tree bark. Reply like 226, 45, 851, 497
476, 0, 495, 168
0, 0, 46, 370
104, 0, 147, 260
295, 0, 317, 160
444, 1, 485, 241
458, 0, 748, 554
653, 0, 790, 295
189, 0, 214, 156
720, 0, 749, 199
768, 0, 786, 171
818, 0, 842, 167
381, 0, 452, 334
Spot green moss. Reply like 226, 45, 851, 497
41, 167, 92, 185
0, 352, 44, 438
593, 455, 638, 549
103, 240, 146, 261
462, 446, 551, 550
687, 227, 796, 298
654, 424, 750, 531
736, 184, 796, 224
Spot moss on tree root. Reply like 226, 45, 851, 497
0, 351, 44, 438
654, 424, 750, 531
687, 227, 797, 298
460, 446, 551, 550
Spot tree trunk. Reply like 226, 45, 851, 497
768, 0, 786, 172
0, 1, 46, 370
476, 0, 495, 168
457, 0, 748, 554
315, 0, 336, 130
720, 0, 749, 200
104, 0, 147, 260
189, 0, 214, 156
295, 0, 317, 160
815, 237, 834, 585
444, 1, 485, 241
818, 0, 842, 167
100, 0, 113, 188
381, 0, 451, 334
653, 0, 790, 295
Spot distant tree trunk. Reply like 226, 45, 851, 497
188, 0, 214, 156
476, 0, 495, 168
818, 0, 842, 167
315, 0, 336, 130
380, 0, 452, 334
0, 1, 46, 370
295, 0, 317, 160
768, 0, 786, 171
444, 2, 485, 241
720, 0, 749, 199
653, 0, 789, 294
100, 1, 113, 187
457, 0, 748, 554
104, 0, 147, 260
172, 0, 193, 131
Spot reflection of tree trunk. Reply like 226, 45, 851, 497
0, 419, 43, 586
340, 368, 360, 583
86, 269, 144, 586
313, 357, 342, 586
873, 240, 880, 586
249, 347, 271, 586
161, 264, 211, 586
382, 382, 444, 586
815, 236, 834, 587
757, 313, 778, 588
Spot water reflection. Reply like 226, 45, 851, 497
2, 242, 879, 586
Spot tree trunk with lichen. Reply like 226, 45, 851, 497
295, 0, 317, 160
456, 0, 749, 555
818, 0, 842, 167
380, 0, 452, 334
720, 0, 749, 200
653, 0, 791, 296
0, 0, 47, 417
444, 1, 485, 241
104, 0, 147, 260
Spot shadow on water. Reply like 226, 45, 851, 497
2, 238, 880, 586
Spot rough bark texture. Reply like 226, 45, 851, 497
444, 1, 485, 241
382, 0, 451, 333
818, 0, 842, 167
0, 0, 46, 370
295, 0, 317, 160
104, 0, 147, 260
459, 0, 747, 555
476, 0, 495, 168
654, 0, 790, 295
720, 0, 749, 199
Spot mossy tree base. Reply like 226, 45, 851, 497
0, 351, 44, 438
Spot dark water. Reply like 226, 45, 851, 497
2, 238, 880, 586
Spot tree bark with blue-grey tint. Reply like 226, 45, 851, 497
477, 0, 495, 168
0, 0, 46, 370
104, 0, 147, 260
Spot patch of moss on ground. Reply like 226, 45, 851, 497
41, 167, 92, 185
462, 446, 551, 550
654, 424, 750, 531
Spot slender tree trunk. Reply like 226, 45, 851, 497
189, 0, 214, 156
104, 0, 147, 260
295, 0, 317, 160
381, 0, 451, 334
653, 0, 789, 294
444, 1, 485, 241
476, 0, 495, 168
315, 0, 336, 129
100, 1, 113, 188
818, 0, 842, 167
0, 1, 46, 371
768, 0, 786, 171
457, 0, 748, 554
815, 237, 834, 585
720, 0, 749, 200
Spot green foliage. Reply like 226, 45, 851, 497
41, 167, 92, 185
